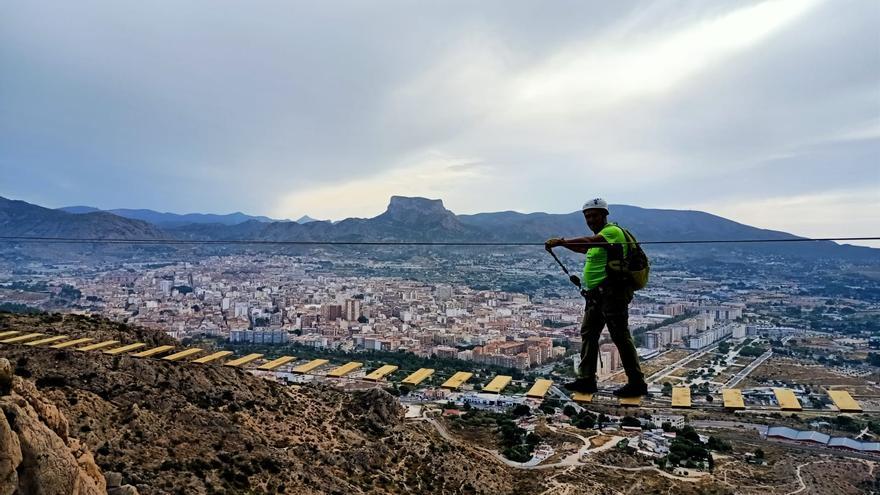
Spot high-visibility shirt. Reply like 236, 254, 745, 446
583, 223, 628, 289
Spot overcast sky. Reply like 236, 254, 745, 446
1, 0, 878, 245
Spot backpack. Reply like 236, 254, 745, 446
606, 225, 650, 290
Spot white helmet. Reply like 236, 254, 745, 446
582, 198, 609, 213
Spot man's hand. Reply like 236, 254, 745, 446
545, 237, 565, 250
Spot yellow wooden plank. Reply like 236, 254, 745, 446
441, 371, 473, 390
401, 368, 434, 386
76, 340, 118, 352
526, 379, 553, 399
572, 392, 593, 404
722, 389, 745, 410
25, 335, 69, 346
162, 348, 203, 361
131, 345, 175, 358
827, 390, 862, 413
618, 395, 642, 407
104, 343, 147, 355
671, 387, 692, 408
256, 356, 297, 371
192, 351, 233, 364
483, 375, 512, 394
327, 361, 363, 377
773, 388, 802, 411
291, 359, 329, 374
0, 333, 44, 344
364, 364, 398, 381
224, 353, 264, 368
0, 331, 21, 339
51, 337, 93, 349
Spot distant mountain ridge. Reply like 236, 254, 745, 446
0, 196, 167, 240
58, 205, 289, 227
3, 195, 877, 261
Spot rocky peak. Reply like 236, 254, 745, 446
379, 196, 459, 226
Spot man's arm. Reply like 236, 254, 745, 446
546, 234, 607, 254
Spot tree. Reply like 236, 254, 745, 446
511, 404, 531, 417
571, 413, 595, 430
621, 416, 641, 428
525, 432, 542, 446
563, 405, 577, 417
680, 425, 701, 444
754, 448, 765, 459
502, 445, 531, 462
662, 382, 673, 397
706, 436, 731, 452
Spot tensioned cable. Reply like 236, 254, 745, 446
0, 235, 877, 246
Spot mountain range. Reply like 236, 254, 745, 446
57, 205, 294, 227
2, 195, 877, 261
0, 197, 168, 240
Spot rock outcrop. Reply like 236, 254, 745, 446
0, 358, 107, 495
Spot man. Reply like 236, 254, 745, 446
545, 198, 647, 398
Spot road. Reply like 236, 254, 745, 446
723, 349, 772, 388
691, 420, 769, 436
723, 335, 791, 388
646, 340, 724, 384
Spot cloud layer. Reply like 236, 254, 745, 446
1, 0, 877, 245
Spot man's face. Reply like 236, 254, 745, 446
583, 209, 607, 234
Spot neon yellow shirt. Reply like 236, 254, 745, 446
583, 223, 627, 289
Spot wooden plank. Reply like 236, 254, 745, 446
401, 368, 434, 386
0, 333, 44, 344
76, 340, 119, 352
618, 396, 642, 407
671, 387, 692, 408
162, 348, 203, 361
441, 371, 473, 390
571, 392, 593, 404
773, 388, 802, 411
256, 356, 297, 371
526, 379, 553, 399
51, 338, 93, 349
291, 359, 329, 374
722, 389, 745, 410
364, 364, 398, 381
483, 375, 512, 394
0, 331, 21, 339
131, 345, 175, 358
104, 343, 147, 355
327, 361, 363, 377
827, 390, 862, 413
224, 353, 264, 368
25, 335, 69, 346
191, 351, 233, 364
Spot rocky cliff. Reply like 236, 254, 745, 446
1, 357, 114, 495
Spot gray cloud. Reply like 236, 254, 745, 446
0, 0, 877, 242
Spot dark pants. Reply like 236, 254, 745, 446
578, 283, 645, 385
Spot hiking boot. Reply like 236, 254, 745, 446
613, 382, 648, 398
563, 378, 598, 394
